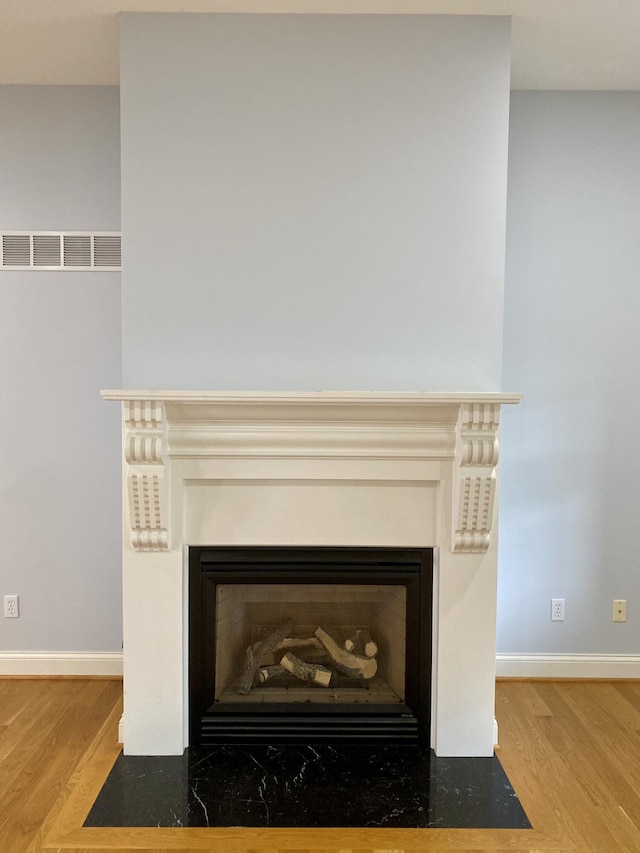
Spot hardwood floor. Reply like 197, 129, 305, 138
1, 678, 639, 852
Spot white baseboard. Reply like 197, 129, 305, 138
0, 652, 123, 677
496, 653, 640, 679
2, 651, 637, 681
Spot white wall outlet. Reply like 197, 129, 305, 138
4, 594, 19, 618
551, 598, 565, 621
613, 599, 627, 622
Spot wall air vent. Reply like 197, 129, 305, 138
2, 234, 31, 266
63, 235, 91, 267
34, 234, 62, 267
93, 235, 122, 267
1, 232, 121, 270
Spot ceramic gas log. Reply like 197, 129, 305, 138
237, 627, 379, 693
280, 652, 333, 686
237, 621, 293, 694
344, 629, 378, 658
314, 627, 378, 680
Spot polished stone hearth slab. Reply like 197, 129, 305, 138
85, 744, 530, 829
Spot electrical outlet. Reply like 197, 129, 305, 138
551, 598, 565, 621
4, 595, 19, 618
613, 599, 627, 622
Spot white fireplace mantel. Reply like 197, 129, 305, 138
102, 390, 521, 757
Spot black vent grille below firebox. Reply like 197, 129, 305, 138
200, 711, 418, 744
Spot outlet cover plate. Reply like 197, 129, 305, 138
4, 595, 19, 618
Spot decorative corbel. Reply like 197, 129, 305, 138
123, 400, 170, 551
452, 403, 500, 553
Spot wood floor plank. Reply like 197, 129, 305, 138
0, 681, 58, 764
612, 680, 640, 715
496, 681, 640, 852
595, 804, 640, 850
0, 682, 75, 803
506, 681, 554, 719
0, 679, 121, 853
2, 678, 640, 853
0, 679, 43, 726
493, 686, 567, 840
65, 847, 554, 852
45, 826, 560, 851
28, 690, 122, 853
533, 682, 640, 809
587, 681, 640, 732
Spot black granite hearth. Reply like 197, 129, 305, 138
85, 744, 530, 829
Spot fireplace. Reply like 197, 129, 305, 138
189, 546, 432, 744
102, 390, 520, 757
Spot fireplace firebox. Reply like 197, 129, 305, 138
189, 546, 432, 745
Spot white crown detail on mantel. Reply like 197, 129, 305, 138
110, 391, 521, 556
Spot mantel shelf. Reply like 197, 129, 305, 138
102, 389, 522, 405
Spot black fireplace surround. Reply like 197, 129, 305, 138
189, 546, 432, 745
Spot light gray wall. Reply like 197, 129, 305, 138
498, 92, 640, 654
0, 86, 121, 232
120, 14, 511, 391
0, 86, 123, 653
